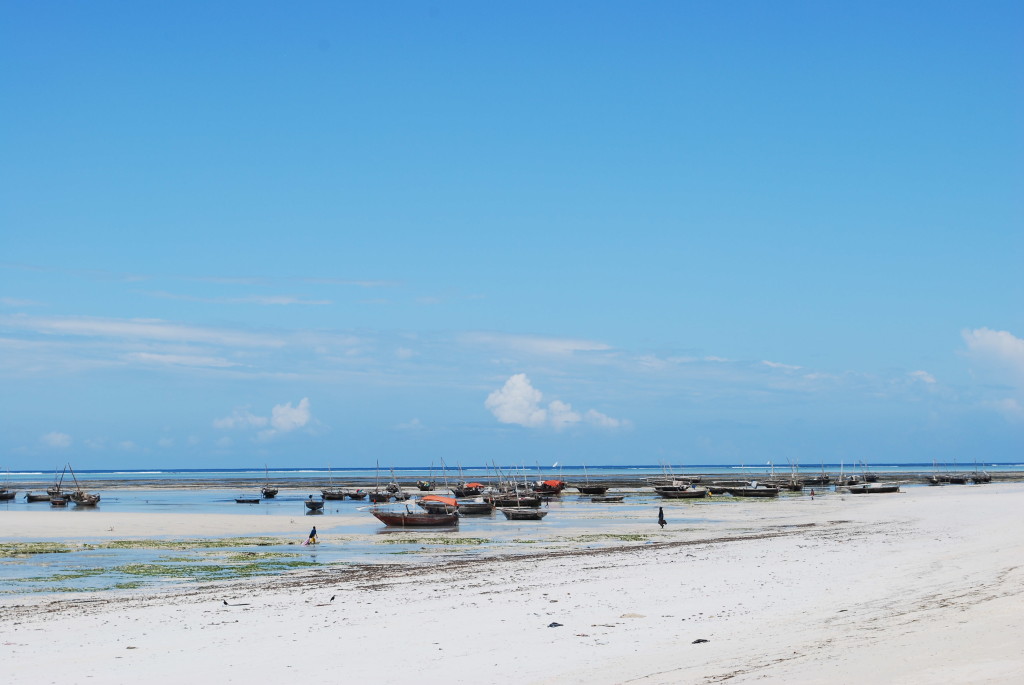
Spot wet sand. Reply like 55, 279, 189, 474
1, 484, 1022, 684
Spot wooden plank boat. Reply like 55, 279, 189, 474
346, 490, 368, 500
492, 493, 542, 508
261, 465, 278, 498
235, 497, 260, 504
452, 483, 484, 497
847, 483, 900, 494
576, 484, 609, 495
722, 486, 780, 498
499, 507, 548, 520
70, 492, 101, 506
416, 480, 435, 491
590, 495, 625, 503
25, 492, 51, 502
368, 491, 391, 503
49, 497, 68, 507
322, 489, 346, 500
0, 490, 17, 501
656, 487, 709, 499
372, 509, 458, 527
304, 498, 325, 511
457, 500, 495, 515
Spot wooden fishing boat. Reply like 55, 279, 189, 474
304, 498, 325, 511
590, 495, 625, 503
847, 483, 900, 494
452, 482, 484, 498
415, 480, 435, 491
577, 484, 609, 495
0, 490, 16, 501
457, 499, 495, 515
261, 465, 278, 498
372, 508, 458, 527
50, 496, 68, 507
533, 479, 566, 495
656, 487, 709, 499
492, 493, 542, 508
66, 465, 100, 506
322, 489, 347, 500
346, 490, 368, 500
70, 492, 101, 506
722, 486, 780, 498
368, 491, 391, 503
25, 492, 51, 502
499, 507, 547, 520
235, 497, 260, 504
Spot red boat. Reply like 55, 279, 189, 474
533, 479, 566, 494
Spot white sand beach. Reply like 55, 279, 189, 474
2, 485, 1022, 684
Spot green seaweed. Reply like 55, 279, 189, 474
378, 536, 487, 546
0, 542, 75, 557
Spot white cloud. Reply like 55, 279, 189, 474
762, 360, 802, 371
146, 291, 332, 306
485, 374, 547, 427
963, 328, 1024, 420
463, 332, 612, 357
1, 314, 285, 348
396, 347, 417, 360
396, 418, 424, 431
118, 441, 137, 451
41, 431, 72, 448
909, 370, 937, 384
270, 398, 311, 432
548, 400, 581, 429
255, 398, 314, 441
585, 409, 629, 429
963, 328, 1024, 379
484, 374, 626, 431
213, 408, 269, 429
127, 352, 241, 368
158, 437, 174, 448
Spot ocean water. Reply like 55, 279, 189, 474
3, 461, 1016, 486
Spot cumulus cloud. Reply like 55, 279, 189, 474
963, 328, 1024, 421
41, 431, 72, 448
485, 374, 627, 430
214, 398, 315, 440
213, 408, 269, 429
963, 328, 1024, 379
485, 374, 548, 427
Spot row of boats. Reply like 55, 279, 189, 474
2, 465, 101, 507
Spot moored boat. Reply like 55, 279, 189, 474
235, 497, 260, 504
304, 497, 325, 511
656, 487, 709, 499
499, 507, 548, 521
590, 495, 625, 503
372, 508, 458, 527
847, 483, 900, 494
25, 492, 51, 502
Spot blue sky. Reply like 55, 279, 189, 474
2, 1, 1022, 469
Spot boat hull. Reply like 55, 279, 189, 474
372, 511, 458, 527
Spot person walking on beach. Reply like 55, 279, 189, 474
657, 507, 666, 529
306, 526, 318, 545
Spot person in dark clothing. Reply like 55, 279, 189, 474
307, 526, 318, 544
657, 507, 666, 529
